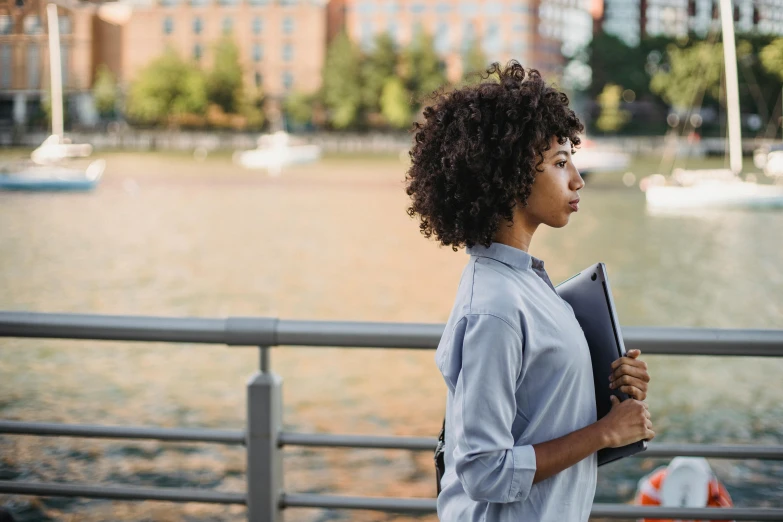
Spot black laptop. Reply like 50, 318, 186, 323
555, 263, 648, 466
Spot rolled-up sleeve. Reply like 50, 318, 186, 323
450, 313, 537, 503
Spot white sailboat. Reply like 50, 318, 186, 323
233, 131, 322, 177
0, 3, 104, 191
640, 0, 783, 210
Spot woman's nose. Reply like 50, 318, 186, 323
571, 165, 585, 191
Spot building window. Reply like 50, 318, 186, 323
410, 3, 425, 14
254, 71, 262, 87
485, 1, 502, 16
194, 43, 203, 61
461, 22, 476, 52
282, 71, 293, 90
387, 21, 398, 43
384, 0, 399, 14
282, 16, 294, 34
24, 15, 42, 35
360, 19, 373, 50
279, 0, 297, 5
512, 39, 527, 54
60, 44, 68, 88
222, 16, 233, 34
160, 0, 179, 6
0, 46, 11, 88
484, 22, 502, 54
189, 0, 209, 6
219, 0, 238, 6
193, 16, 203, 34
459, 1, 478, 16
435, 23, 449, 53
27, 45, 40, 89
248, 0, 269, 5
252, 16, 262, 34
253, 43, 263, 62
436, 3, 452, 14
163, 16, 174, 34
0, 15, 11, 35
282, 43, 293, 62
59, 15, 72, 35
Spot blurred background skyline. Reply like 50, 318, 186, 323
0, 0, 782, 138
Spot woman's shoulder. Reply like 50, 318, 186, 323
460, 258, 527, 333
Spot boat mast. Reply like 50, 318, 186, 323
46, 3, 64, 142
718, 0, 742, 175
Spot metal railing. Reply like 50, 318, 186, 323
1, 311, 782, 521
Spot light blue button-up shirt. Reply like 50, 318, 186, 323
436, 243, 598, 521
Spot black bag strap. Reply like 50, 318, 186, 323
434, 417, 446, 495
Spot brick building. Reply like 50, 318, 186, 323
0, 0, 98, 127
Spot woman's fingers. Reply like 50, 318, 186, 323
618, 385, 646, 400
610, 362, 650, 382
611, 373, 649, 390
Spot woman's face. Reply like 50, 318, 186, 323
521, 136, 585, 229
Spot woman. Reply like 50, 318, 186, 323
405, 62, 654, 521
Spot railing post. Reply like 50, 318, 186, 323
246, 346, 283, 522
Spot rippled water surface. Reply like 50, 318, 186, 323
1, 151, 781, 521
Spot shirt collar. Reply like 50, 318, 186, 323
466, 242, 545, 271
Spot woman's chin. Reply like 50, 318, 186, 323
546, 215, 571, 229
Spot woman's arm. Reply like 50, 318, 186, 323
446, 314, 653, 501
532, 395, 654, 483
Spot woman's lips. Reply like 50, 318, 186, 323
569, 199, 580, 212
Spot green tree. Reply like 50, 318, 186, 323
284, 91, 315, 126
760, 38, 783, 81
462, 38, 488, 82
361, 33, 399, 115
588, 32, 659, 99
380, 77, 412, 129
401, 31, 447, 101
595, 83, 630, 133
126, 50, 208, 126
240, 86, 266, 130
206, 37, 244, 114
92, 64, 117, 118
322, 31, 364, 129
650, 41, 724, 110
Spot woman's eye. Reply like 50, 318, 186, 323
556, 161, 567, 168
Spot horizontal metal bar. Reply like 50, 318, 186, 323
640, 443, 783, 460
1, 483, 780, 520
4, 423, 782, 460
0, 421, 245, 445
281, 433, 783, 460
275, 319, 443, 349
1, 312, 782, 355
281, 494, 783, 520
0, 312, 228, 344
0, 481, 245, 504
591, 504, 783, 520
623, 326, 783, 357
279, 432, 435, 450
281, 493, 435, 513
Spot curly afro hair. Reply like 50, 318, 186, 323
405, 61, 584, 251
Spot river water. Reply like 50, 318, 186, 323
0, 150, 781, 521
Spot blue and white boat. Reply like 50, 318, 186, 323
1, 4, 104, 193
0, 159, 105, 192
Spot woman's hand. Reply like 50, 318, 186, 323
599, 396, 655, 448
609, 349, 650, 400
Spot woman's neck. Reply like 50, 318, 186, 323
493, 207, 538, 252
